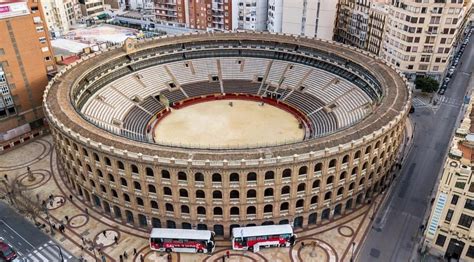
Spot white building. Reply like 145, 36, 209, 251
41, 0, 78, 35
267, 0, 338, 41
232, 0, 268, 31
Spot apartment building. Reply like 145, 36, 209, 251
382, 0, 468, 81
334, 0, 389, 55
187, 0, 232, 30
423, 95, 474, 260
0, 0, 56, 141
267, 0, 338, 41
232, 0, 267, 30
41, 0, 78, 35
79, 0, 106, 17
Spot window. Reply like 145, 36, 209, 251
451, 195, 459, 205
467, 245, 474, 258
445, 209, 454, 222
458, 214, 473, 228
455, 182, 466, 189
39, 37, 46, 44
0, 48, 4, 55
435, 234, 446, 247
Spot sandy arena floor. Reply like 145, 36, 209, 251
153, 100, 305, 148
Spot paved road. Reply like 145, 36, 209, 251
358, 34, 474, 261
0, 202, 76, 262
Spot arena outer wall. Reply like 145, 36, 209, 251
43, 32, 411, 238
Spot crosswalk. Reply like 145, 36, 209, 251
411, 97, 428, 108
436, 96, 463, 106
21, 241, 75, 262
412, 96, 463, 109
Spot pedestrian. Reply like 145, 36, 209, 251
140, 254, 144, 262
301, 241, 305, 248
3, 174, 8, 181
103, 230, 107, 237
81, 237, 86, 245
85, 208, 88, 215
114, 235, 118, 244
222, 255, 225, 262
167, 253, 171, 262
65, 215, 69, 222
133, 248, 137, 255
119, 255, 123, 262
101, 255, 106, 262
69, 194, 73, 201
123, 250, 128, 259
226, 250, 230, 258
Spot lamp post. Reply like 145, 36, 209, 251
350, 242, 356, 262
42, 202, 55, 236
46, 243, 64, 262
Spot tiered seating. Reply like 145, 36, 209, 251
122, 106, 149, 135
281, 64, 310, 88
220, 58, 269, 81
83, 88, 134, 125
141, 96, 164, 113
222, 80, 260, 94
182, 82, 221, 98
160, 89, 187, 104
80, 55, 375, 141
167, 58, 217, 85
139, 65, 172, 92
266, 61, 287, 85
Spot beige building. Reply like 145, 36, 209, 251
423, 86, 474, 260
334, 0, 389, 56
43, 32, 409, 238
0, 0, 56, 144
382, 0, 470, 81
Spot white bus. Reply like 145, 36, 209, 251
149, 228, 215, 254
231, 224, 296, 252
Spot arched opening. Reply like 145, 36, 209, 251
212, 173, 222, 182
194, 172, 204, 181
125, 210, 134, 224
138, 214, 147, 228
308, 213, 317, 224
321, 208, 330, 220
165, 203, 174, 212
294, 216, 303, 228
196, 190, 205, 199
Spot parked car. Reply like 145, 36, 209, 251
0, 240, 17, 261
439, 88, 446, 95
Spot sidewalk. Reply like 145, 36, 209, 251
0, 134, 410, 262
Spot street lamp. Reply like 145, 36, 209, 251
46, 243, 64, 262
350, 242, 356, 262
42, 202, 55, 236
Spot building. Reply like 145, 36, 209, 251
185, 0, 233, 31
423, 86, 474, 260
41, 0, 78, 35
232, 0, 268, 31
44, 32, 410, 238
78, 0, 106, 18
382, 0, 469, 81
267, 0, 338, 40
0, 0, 55, 143
334, 0, 389, 56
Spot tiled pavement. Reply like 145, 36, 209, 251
0, 129, 411, 262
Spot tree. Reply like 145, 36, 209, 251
0, 177, 42, 223
415, 76, 439, 93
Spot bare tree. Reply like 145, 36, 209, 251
0, 177, 42, 223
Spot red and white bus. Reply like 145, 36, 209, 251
149, 228, 215, 254
231, 224, 296, 252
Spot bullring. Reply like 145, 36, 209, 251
43, 32, 410, 238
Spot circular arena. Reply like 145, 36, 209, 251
44, 32, 410, 238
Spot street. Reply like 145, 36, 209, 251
358, 31, 474, 261
0, 202, 76, 262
